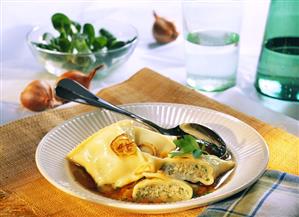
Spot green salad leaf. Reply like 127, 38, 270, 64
83, 23, 95, 46
71, 21, 81, 33
93, 36, 108, 50
33, 13, 136, 53
56, 37, 72, 52
169, 135, 206, 159
99, 28, 116, 41
51, 13, 71, 36
42, 33, 54, 44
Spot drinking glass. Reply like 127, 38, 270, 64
182, 0, 242, 91
255, 0, 299, 101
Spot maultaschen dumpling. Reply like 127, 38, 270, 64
67, 120, 159, 188
161, 155, 235, 185
132, 172, 193, 203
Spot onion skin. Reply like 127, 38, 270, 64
153, 11, 179, 44
56, 65, 104, 89
20, 80, 55, 111
20, 65, 103, 112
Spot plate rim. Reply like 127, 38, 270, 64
35, 102, 269, 213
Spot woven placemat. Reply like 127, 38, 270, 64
1, 68, 298, 217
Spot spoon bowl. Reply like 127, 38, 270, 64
55, 78, 229, 159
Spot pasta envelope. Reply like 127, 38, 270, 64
161, 155, 235, 185
134, 126, 176, 157
67, 120, 174, 188
132, 172, 193, 203
68, 120, 159, 188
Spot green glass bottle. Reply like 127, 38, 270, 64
255, 0, 299, 101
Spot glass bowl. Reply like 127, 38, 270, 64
27, 20, 138, 77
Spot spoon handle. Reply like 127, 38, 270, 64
55, 79, 164, 132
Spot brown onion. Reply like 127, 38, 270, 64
20, 80, 59, 111
56, 65, 104, 89
152, 11, 179, 44
20, 65, 103, 111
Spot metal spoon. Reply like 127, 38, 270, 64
55, 78, 229, 159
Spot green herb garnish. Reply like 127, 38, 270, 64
169, 135, 205, 159
34, 13, 136, 53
